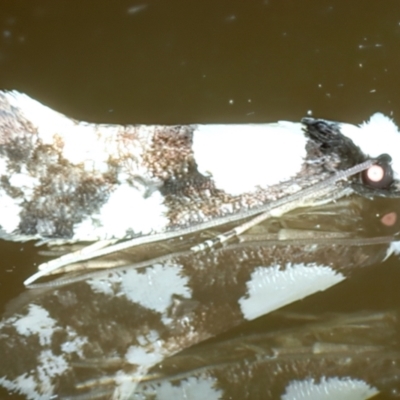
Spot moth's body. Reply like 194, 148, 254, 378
1, 91, 399, 243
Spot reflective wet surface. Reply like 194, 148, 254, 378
1, 1, 400, 399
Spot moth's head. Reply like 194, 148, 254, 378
302, 113, 400, 197
341, 113, 400, 193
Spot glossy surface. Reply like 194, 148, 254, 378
1, 1, 400, 399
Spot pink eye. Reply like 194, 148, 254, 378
361, 155, 393, 189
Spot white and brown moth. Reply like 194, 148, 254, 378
0, 90, 399, 245
0, 91, 398, 275
0, 91, 400, 399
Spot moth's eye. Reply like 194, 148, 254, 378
361, 157, 393, 189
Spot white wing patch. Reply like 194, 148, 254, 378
239, 263, 345, 320
4, 91, 108, 169
0, 188, 22, 233
5, 91, 77, 145
281, 377, 379, 400
193, 123, 306, 195
73, 184, 169, 240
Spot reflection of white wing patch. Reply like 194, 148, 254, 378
0, 374, 43, 400
87, 262, 192, 323
0, 350, 69, 400
239, 264, 345, 320
12, 304, 58, 346
37, 350, 69, 395
125, 330, 164, 368
137, 375, 223, 400
385, 240, 400, 260
120, 263, 192, 314
282, 377, 379, 400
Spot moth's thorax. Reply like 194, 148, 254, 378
0, 90, 398, 242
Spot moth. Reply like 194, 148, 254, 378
0, 91, 399, 282
0, 91, 400, 399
